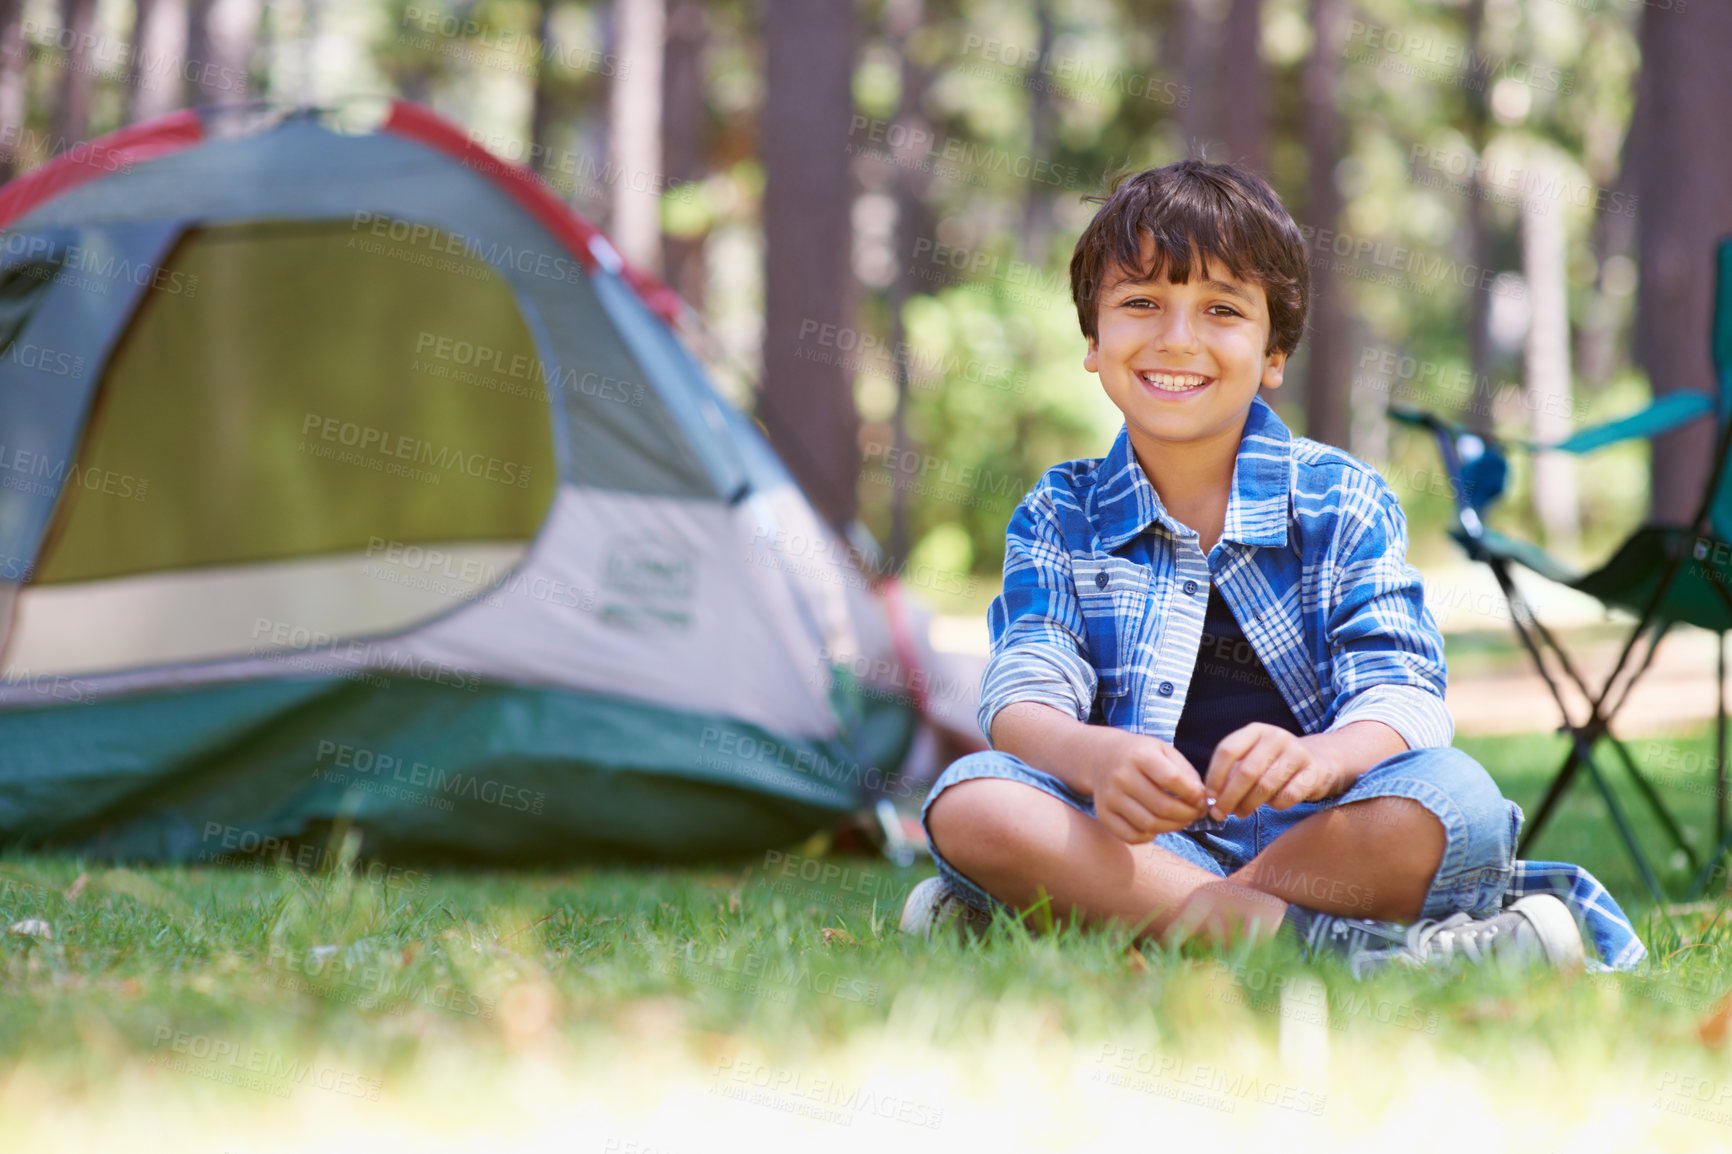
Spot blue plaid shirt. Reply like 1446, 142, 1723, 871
978, 395, 1646, 970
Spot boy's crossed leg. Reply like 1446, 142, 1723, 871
925, 776, 1443, 948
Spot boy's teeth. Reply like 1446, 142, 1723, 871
1141, 371, 1208, 392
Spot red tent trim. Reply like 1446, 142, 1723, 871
381, 100, 686, 325
0, 109, 205, 232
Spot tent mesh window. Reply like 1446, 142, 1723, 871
37, 218, 558, 584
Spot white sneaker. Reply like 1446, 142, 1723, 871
898, 876, 993, 939
1351, 894, 1586, 977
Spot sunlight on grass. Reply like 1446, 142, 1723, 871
6, 729, 1732, 1149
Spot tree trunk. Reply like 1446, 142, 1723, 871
760, 0, 857, 532
130, 0, 189, 122
187, 0, 257, 107
1301, 0, 1347, 447
1018, 0, 1054, 264
54, 0, 98, 148
1461, 0, 1495, 436
1217, 0, 1266, 175
0, 0, 25, 180
1523, 150, 1580, 558
1633, 2, 1732, 526
659, 0, 706, 302
608, 0, 664, 270
1174, 0, 1215, 157
529, 0, 557, 177
886, 0, 932, 567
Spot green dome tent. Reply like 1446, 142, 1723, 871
0, 102, 950, 864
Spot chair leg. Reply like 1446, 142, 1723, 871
1517, 740, 1584, 859
1606, 732, 1700, 873
1581, 742, 1669, 903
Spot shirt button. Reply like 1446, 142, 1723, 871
1183, 580, 1199, 595
1158, 681, 1174, 697
1095, 571, 1109, 589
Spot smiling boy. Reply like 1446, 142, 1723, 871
899, 161, 1638, 974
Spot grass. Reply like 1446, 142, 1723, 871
7, 728, 1732, 1150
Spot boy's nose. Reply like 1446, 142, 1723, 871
1151, 310, 1200, 352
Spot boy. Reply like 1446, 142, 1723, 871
900, 161, 1643, 974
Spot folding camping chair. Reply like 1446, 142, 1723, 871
1388, 236, 1732, 903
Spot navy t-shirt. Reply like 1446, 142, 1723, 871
1172, 586, 1304, 780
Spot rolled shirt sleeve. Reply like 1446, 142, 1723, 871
976, 488, 1099, 744
1323, 480, 1454, 751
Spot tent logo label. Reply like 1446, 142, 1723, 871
599, 537, 697, 631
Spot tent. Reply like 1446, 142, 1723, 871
0, 101, 975, 864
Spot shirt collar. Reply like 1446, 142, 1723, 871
1091, 394, 1293, 553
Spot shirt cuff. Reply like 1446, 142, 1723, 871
1328, 683, 1454, 751
976, 644, 1097, 747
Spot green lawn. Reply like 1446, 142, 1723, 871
5, 728, 1732, 1150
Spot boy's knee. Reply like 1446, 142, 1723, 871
1385, 747, 1511, 835
926, 778, 1036, 877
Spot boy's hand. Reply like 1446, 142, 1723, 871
1203, 723, 1345, 821
1089, 729, 1210, 844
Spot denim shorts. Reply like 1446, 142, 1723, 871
920, 746, 1522, 923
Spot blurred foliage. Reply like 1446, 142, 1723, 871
10, 0, 1655, 602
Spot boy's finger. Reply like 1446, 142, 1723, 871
1101, 794, 1163, 843
1215, 736, 1281, 818
1204, 726, 1260, 794
1119, 767, 1204, 824
1140, 743, 1206, 808
1236, 753, 1304, 815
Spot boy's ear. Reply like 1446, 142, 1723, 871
1083, 337, 1099, 375
1262, 347, 1287, 390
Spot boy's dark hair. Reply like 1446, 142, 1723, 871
1069, 160, 1309, 357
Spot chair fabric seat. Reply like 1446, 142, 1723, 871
1456, 524, 1732, 634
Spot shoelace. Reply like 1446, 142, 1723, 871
1408, 912, 1503, 965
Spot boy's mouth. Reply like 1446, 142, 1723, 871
1136, 370, 1214, 396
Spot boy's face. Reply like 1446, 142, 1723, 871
1084, 241, 1287, 462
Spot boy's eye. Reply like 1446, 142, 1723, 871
1208, 304, 1244, 318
